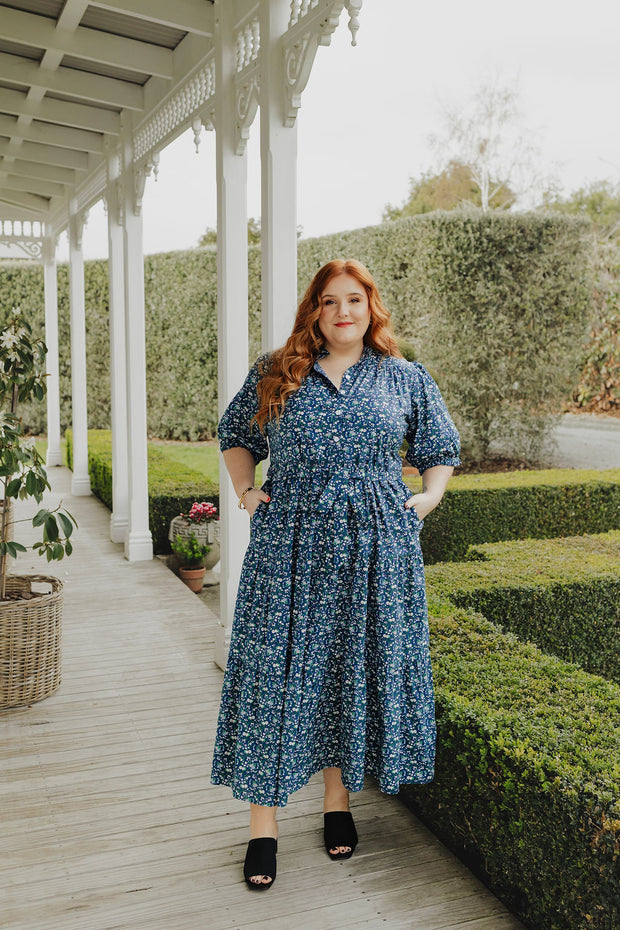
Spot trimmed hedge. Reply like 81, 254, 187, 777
1, 212, 593, 461
297, 212, 594, 461
401, 609, 620, 930
65, 430, 218, 553
404, 467, 620, 563
426, 531, 620, 683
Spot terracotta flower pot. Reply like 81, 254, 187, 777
179, 566, 206, 593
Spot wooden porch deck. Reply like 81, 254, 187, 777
1, 469, 524, 930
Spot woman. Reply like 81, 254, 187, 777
211, 259, 460, 889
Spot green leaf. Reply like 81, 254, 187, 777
32, 508, 49, 527
58, 512, 74, 538
44, 516, 59, 542
5, 477, 21, 497
25, 470, 37, 495
6, 541, 27, 557
65, 539, 73, 557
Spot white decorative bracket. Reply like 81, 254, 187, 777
201, 106, 216, 133
105, 145, 125, 226
69, 209, 87, 250
133, 153, 159, 217
0, 219, 44, 259
283, 1, 360, 127
233, 15, 261, 155
235, 73, 260, 154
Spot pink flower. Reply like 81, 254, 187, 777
187, 501, 218, 522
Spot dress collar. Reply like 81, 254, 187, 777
313, 343, 374, 371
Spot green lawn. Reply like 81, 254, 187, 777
149, 441, 221, 482
35, 437, 264, 484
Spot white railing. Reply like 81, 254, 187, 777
0, 219, 43, 239
235, 17, 260, 72
289, 0, 321, 29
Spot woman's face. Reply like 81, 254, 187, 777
318, 273, 371, 354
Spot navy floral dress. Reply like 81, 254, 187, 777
211, 344, 460, 807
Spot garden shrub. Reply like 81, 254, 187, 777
401, 609, 620, 930
66, 429, 218, 553
297, 212, 594, 462
426, 531, 620, 683
403, 467, 620, 563
1, 211, 593, 460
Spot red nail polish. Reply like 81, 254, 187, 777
266, 496, 271, 502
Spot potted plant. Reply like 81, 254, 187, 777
168, 500, 219, 548
171, 532, 211, 592
169, 501, 218, 592
0, 308, 76, 709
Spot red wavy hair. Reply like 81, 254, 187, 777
253, 259, 402, 429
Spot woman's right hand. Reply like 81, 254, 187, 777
243, 487, 271, 516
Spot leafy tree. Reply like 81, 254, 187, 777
198, 217, 261, 247
545, 182, 620, 414
541, 180, 620, 237
428, 77, 549, 212
384, 160, 514, 221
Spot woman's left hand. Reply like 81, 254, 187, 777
405, 491, 441, 521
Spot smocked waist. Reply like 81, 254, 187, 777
267, 459, 403, 484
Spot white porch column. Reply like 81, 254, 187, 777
121, 118, 153, 562
68, 206, 91, 496
42, 231, 62, 467
105, 159, 129, 544
259, 0, 298, 351
214, 0, 251, 670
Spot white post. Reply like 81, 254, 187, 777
121, 118, 153, 562
68, 206, 91, 496
42, 231, 62, 467
106, 158, 129, 544
259, 0, 298, 351
214, 0, 251, 670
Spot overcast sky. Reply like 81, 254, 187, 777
55, 0, 620, 261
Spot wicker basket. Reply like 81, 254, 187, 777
0, 575, 63, 709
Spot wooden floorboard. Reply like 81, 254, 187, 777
1, 468, 525, 930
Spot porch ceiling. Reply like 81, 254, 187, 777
0, 0, 219, 226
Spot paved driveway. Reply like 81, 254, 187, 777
547, 413, 620, 469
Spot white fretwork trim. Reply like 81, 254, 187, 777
234, 68, 260, 155
133, 55, 216, 164
284, 1, 362, 127
236, 17, 260, 72
69, 208, 88, 251
0, 219, 44, 259
133, 153, 159, 217
289, 0, 361, 44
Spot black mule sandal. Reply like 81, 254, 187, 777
323, 811, 358, 861
243, 837, 278, 890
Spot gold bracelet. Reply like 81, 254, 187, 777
238, 486, 255, 510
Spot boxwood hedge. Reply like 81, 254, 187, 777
404, 467, 620, 563
401, 609, 620, 930
426, 531, 620, 683
1, 211, 593, 462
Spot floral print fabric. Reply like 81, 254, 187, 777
211, 345, 460, 806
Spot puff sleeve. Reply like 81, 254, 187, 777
217, 356, 270, 464
404, 363, 461, 473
